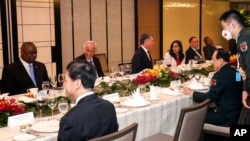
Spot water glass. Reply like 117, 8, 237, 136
119, 65, 125, 76
194, 73, 201, 82
124, 65, 131, 75
50, 75, 57, 89
42, 81, 50, 94
58, 98, 68, 114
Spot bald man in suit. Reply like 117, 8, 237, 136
1, 42, 49, 95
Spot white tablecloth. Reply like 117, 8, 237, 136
0, 92, 193, 141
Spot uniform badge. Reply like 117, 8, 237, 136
240, 42, 248, 52
211, 79, 216, 86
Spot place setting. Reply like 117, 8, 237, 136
184, 73, 210, 92
120, 88, 150, 108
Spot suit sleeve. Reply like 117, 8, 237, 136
131, 52, 142, 74
1, 66, 15, 94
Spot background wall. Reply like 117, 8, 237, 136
60, 0, 135, 72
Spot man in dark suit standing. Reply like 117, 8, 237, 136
183, 49, 243, 141
1, 42, 49, 95
131, 33, 154, 74
185, 36, 203, 64
58, 60, 118, 141
75, 41, 104, 77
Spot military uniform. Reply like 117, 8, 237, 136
193, 64, 243, 126
237, 28, 250, 124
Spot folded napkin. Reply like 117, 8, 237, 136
18, 96, 36, 103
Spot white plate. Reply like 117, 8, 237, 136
13, 133, 37, 141
161, 88, 182, 96
188, 86, 209, 91
147, 97, 161, 101
31, 120, 59, 133
115, 108, 128, 113
120, 100, 150, 107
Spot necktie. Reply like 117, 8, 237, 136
147, 51, 152, 62
194, 49, 202, 59
29, 64, 37, 87
89, 61, 98, 77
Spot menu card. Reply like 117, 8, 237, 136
8, 112, 34, 127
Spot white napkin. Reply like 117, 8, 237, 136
0, 93, 10, 100
161, 88, 181, 96
18, 96, 35, 103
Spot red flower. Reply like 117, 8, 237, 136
0, 98, 26, 115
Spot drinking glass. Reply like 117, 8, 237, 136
36, 92, 47, 118
47, 93, 57, 117
58, 98, 68, 114
109, 67, 117, 78
187, 70, 194, 80
118, 65, 125, 76
58, 73, 64, 87
49, 75, 57, 89
42, 81, 50, 94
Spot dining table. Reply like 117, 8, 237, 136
0, 66, 215, 141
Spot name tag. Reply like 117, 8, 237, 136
8, 112, 34, 127
102, 93, 120, 103
236, 72, 241, 82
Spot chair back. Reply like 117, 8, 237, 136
174, 99, 210, 141
90, 123, 138, 141
95, 54, 109, 75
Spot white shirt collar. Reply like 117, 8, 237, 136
75, 91, 95, 105
141, 45, 149, 53
20, 58, 31, 75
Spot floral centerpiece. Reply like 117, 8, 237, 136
133, 65, 171, 87
229, 55, 237, 67
0, 97, 26, 127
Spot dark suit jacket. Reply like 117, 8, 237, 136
193, 64, 243, 126
185, 47, 202, 64
203, 45, 216, 60
75, 54, 104, 77
131, 47, 153, 74
58, 94, 118, 141
1, 59, 49, 95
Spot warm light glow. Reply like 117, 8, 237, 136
164, 2, 197, 8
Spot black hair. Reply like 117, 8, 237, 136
189, 36, 196, 43
169, 40, 185, 62
66, 59, 97, 88
219, 10, 245, 27
215, 48, 230, 62
140, 33, 152, 44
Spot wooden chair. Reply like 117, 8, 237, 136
142, 99, 210, 141
89, 123, 138, 141
95, 54, 109, 75
203, 107, 248, 137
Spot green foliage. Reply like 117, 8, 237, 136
238, 9, 250, 29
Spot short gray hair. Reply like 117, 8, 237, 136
83, 41, 97, 50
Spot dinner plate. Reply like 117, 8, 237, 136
31, 120, 59, 133
120, 100, 150, 107
146, 97, 161, 101
188, 85, 209, 91
161, 88, 182, 96
115, 108, 129, 113
13, 133, 37, 141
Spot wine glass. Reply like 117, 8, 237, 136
58, 73, 64, 87
42, 81, 50, 94
58, 98, 68, 114
36, 92, 47, 118
47, 93, 57, 117
118, 65, 125, 76
49, 75, 57, 89
187, 70, 194, 80
109, 67, 117, 78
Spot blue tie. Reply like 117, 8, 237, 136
29, 64, 37, 87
